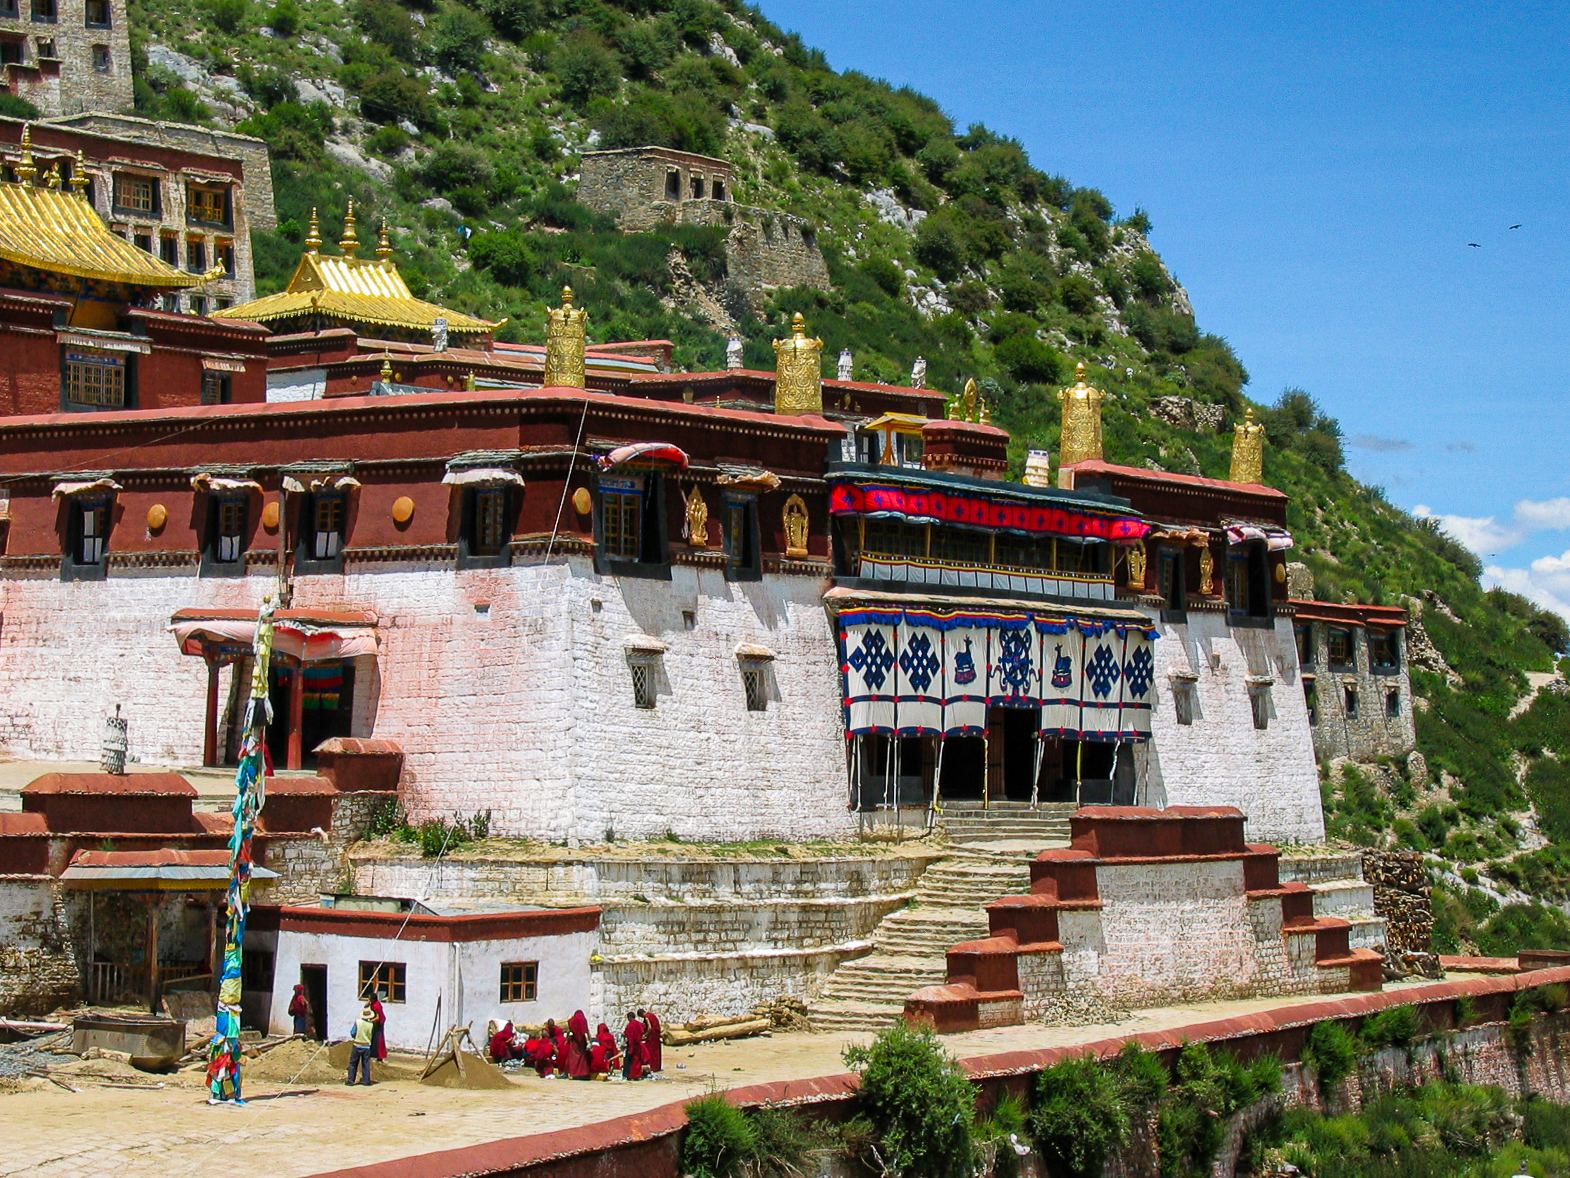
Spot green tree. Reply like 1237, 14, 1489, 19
553, 31, 621, 106
431, 6, 489, 76
843, 1019, 975, 1178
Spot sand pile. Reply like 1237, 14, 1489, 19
242, 1039, 347, 1085
419, 1051, 515, 1090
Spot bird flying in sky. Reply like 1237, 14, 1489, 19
1468, 242, 1481, 247
1509, 224, 1523, 230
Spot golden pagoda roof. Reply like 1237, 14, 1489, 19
0, 137, 196, 289
213, 207, 502, 335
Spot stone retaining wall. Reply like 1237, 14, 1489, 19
0, 877, 77, 1017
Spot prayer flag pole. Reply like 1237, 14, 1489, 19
207, 598, 276, 1105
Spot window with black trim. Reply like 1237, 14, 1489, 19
159, 235, 178, 266
187, 184, 229, 227
1369, 629, 1399, 671
241, 948, 274, 991
602, 483, 642, 561
665, 170, 680, 200
1160, 547, 1186, 613
1295, 623, 1314, 665
1226, 541, 1270, 619
1304, 680, 1318, 726
133, 232, 152, 253
186, 237, 206, 273
217, 240, 235, 275
30, 0, 54, 24
90, 42, 108, 70
1344, 685, 1358, 717
0, 37, 23, 64
629, 658, 656, 709
0, 1, 18, 21
201, 372, 230, 405
113, 174, 158, 216
204, 495, 247, 571
64, 496, 111, 580
596, 473, 668, 575
1386, 689, 1401, 718
499, 962, 537, 1003
723, 493, 760, 580
1327, 627, 1355, 667
84, 0, 109, 25
358, 960, 406, 1003
467, 487, 508, 558
298, 492, 346, 569
63, 346, 128, 409
189, 294, 206, 316
1250, 687, 1270, 730
742, 663, 767, 712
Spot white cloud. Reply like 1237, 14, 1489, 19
1413, 497, 1570, 557
1486, 552, 1570, 624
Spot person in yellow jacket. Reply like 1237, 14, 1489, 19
346, 1005, 377, 1086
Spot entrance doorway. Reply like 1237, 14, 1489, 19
987, 706, 1042, 801
299, 963, 327, 1041
267, 661, 355, 769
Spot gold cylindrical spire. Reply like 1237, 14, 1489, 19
1230, 407, 1266, 484
15, 125, 35, 184
304, 207, 322, 254
1057, 361, 1105, 472
70, 148, 89, 196
339, 199, 360, 257
543, 285, 588, 388
772, 312, 824, 415
376, 217, 394, 264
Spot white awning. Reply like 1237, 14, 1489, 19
623, 634, 668, 654
1224, 521, 1294, 551
52, 478, 121, 499
171, 609, 379, 662
283, 474, 361, 493
190, 473, 261, 493
735, 643, 776, 661
441, 468, 525, 488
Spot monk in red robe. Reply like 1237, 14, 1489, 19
551, 1020, 569, 1075
565, 1009, 591, 1079
641, 1009, 662, 1073
622, 1012, 646, 1080
489, 1021, 516, 1062
368, 993, 388, 1061
589, 1023, 618, 1075
529, 1018, 560, 1076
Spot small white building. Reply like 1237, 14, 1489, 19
256, 896, 600, 1050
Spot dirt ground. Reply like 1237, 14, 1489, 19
0, 981, 1442, 1178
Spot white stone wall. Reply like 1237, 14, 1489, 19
1136, 610, 1326, 844
266, 924, 597, 1050
266, 369, 327, 402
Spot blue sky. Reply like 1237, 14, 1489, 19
756, 0, 1570, 615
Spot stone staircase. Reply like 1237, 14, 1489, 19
809, 804, 1075, 1033
1279, 850, 1387, 952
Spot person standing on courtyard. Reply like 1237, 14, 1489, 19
565, 1009, 591, 1079
623, 1011, 646, 1080
368, 989, 388, 1062
641, 1009, 662, 1074
551, 1018, 569, 1076
288, 984, 311, 1037
346, 1005, 376, 1086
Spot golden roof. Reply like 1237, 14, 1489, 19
214, 205, 502, 335
0, 129, 196, 289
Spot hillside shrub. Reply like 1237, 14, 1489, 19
1031, 1054, 1132, 1177
681, 1094, 755, 1178
351, 0, 422, 61
431, 6, 489, 75
0, 93, 39, 119
269, 0, 298, 37
553, 32, 621, 106
596, 88, 725, 155
357, 69, 434, 127
1360, 1004, 1421, 1049
476, 0, 542, 42
913, 214, 968, 282
1058, 274, 1098, 316
1156, 1043, 1280, 1178
843, 1018, 974, 1178
209, 0, 247, 33
995, 335, 1062, 385
1302, 1021, 1359, 1088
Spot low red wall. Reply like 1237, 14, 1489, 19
302, 964, 1570, 1178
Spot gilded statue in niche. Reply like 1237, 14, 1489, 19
1229, 407, 1266, 484
1199, 545, 1215, 595
544, 286, 588, 389
783, 494, 810, 558
1126, 540, 1147, 588
947, 378, 990, 424
684, 486, 709, 546
1057, 362, 1105, 468
773, 313, 824, 416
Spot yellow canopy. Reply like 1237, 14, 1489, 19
0, 178, 196, 289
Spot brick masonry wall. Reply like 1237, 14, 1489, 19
1299, 620, 1417, 762
0, 877, 78, 1016
0, 0, 132, 117
1137, 609, 1327, 844
592, 945, 851, 1023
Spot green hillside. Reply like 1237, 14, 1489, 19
126, 0, 1570, 953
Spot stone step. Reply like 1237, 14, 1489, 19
1307, 879, 1377, 920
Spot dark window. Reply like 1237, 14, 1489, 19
664, 170, 680, 200
1369, 629, 1400, 670
309, 494, 345, 561
188, 294, 206, 316
930, 524, 988, 565
861, 516, 927, 559
742, 664, 767, 712
63, 347, 127, 409
205, 496, 247, 569
201, 372, 230, 405
90, 41, 107, 70
30, 0, 53, 23
358, 960, 406, 1003
0, 38, 22, 64
596, 473, 668, 576
186, 238, 206, 272
1161, 548, 1186, 613
33, 35, 51, 55
187, 184, 229, 227
630, 659, 655, 708
499, 962, 537, 1003
1386, 690, 1401, 718
1304, 680, 1318, 726
1295, 623, 1314, 665
470, 488, 506, 555
1173, 684, 1195, 726
602, 487, 642, 560
712, 179, 726, 201
723, 494, 761, 580
133, 232, 152, 253
160, 235, 178, 266
0, 1, 17, 21
84, 0, 108, 24
1250, 689, 1269, 730
64, 496, 111, 580
1327, 627, 1355, 667
690, 175, 704, 199
114, 173, 158, 215
1344, 685, 1358, 717
218, 240, 235, 275
241, 948, 274, 991
1227, 541, 1270, 619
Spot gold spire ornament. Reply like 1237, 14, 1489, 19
376, 218, 394, 264
70, 148, 89, 196
14, 125, 35, 184
379, 354, 393, 381
1057, 361, 1105, 470
1230, 408, 1265, 484
339, 200, 360, 257
304, 207, 322, 254
772, 312, 824, 415
543, 285, 588, 388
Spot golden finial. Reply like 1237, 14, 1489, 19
339, 199, 360, 257
773, 312, 824, 415
379, 354, 393, 381
304, 207, 322, 254
978, 396, 991, 425
544, 285, 588, 388
376, 217, 393, 263
42, 161, 60, 190
464, 370, 476, 391
69, 148, 88, 196
1056, 360, 1105, 481
15, 124, 35, 184
1230, 407, 1266, 484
